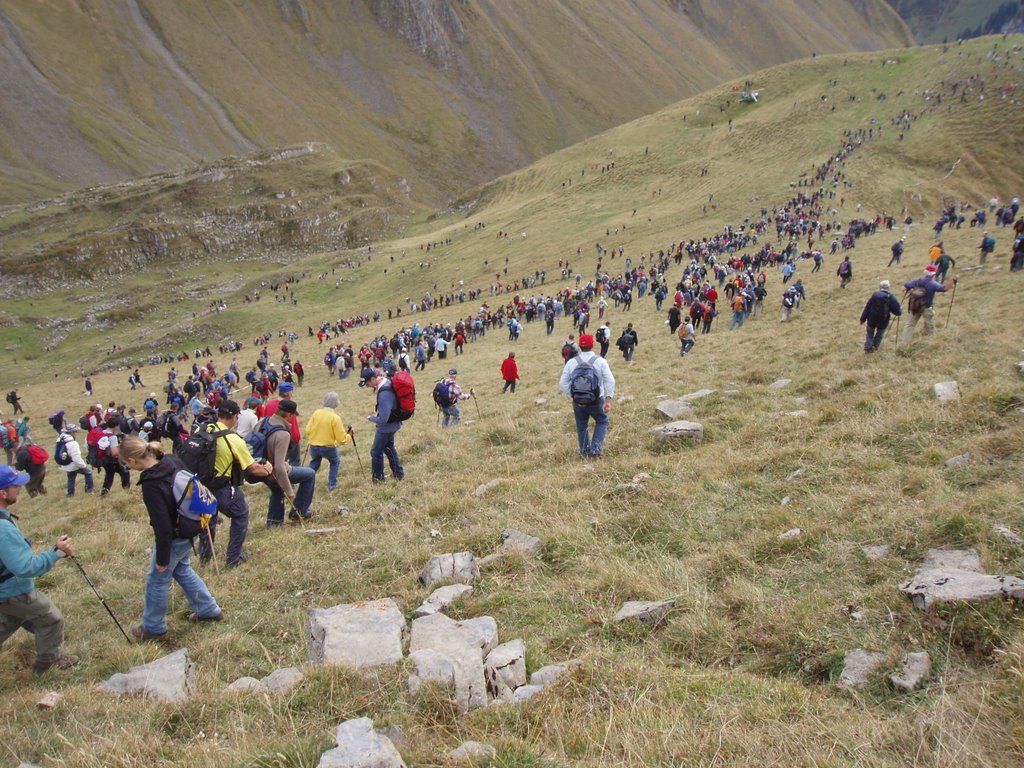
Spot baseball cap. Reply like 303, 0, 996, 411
448, 368, 458, 376
0, 465, 30, 490
358, 368, 377, 388
924, 264, 937, 273
578, 334, 595, 349
217, 399, 241, 416
277, 399, 298, 415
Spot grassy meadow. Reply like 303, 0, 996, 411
1, 38, 1023, 767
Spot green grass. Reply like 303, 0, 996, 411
1, 37, 1024, 767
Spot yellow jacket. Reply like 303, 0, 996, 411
305, 407, 351, 447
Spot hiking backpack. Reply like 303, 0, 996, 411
561, 342, 576, 361
906, 285, 929, 315
432, 379, 456, 408
53, 438, 73, 467
568, 356, 602, 406
79, 414, 91, 430
85, 428, 106, 467
1, 425, 15, 449
243, 418, 287, 462
170, 470, 219, 539
26, 444, 49, 465
388, 370, 416, 421
595, 327, 608, 344
178, 426, 234, 486
839, 260, 851, 276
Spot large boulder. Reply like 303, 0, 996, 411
419, 552, 479, 588
98, 648, 194, 703
308, 599, 406, 667
316, 717, 406, 768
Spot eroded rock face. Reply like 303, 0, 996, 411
367, 0, 466, 68
308, 599, 406, 667
97, 648, 194, 703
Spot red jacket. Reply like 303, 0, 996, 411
263, 399, 301, 445
500, 357, 519, 382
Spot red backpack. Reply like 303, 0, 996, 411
27, 444, 49, 465
387, 371, 416, 421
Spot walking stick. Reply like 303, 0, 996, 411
69, 555, 133, 644
347, 427, 364, 474
471, 390, 480, 418
203, 525, 219, 575
944, 277, 959, 328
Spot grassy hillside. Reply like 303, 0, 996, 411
0, 0, 911, 207
1, 38, 1023, 767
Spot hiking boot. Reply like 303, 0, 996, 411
33, 653, 79, 674
288, 510, 300, 521
226, 551, 251, 569
100, 489, 109, 497
131, 625, 167, 642
188, 610, 224, 623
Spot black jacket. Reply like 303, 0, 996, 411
138, 454, 187, 567
860, 290, 902, 328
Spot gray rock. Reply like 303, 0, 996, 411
461, 615, 499, 654
512, 684, 544, 703
786, 468, 804, 481
226, 676, 263, 693
933, 381, 960, 402
923, 548, 982, 572
98, 648, 194, 703
374, 725, 409, 754
862, 545, 891, 561
780, 496, 793, 507
769, 378, 792, 389
723, 389, 740, 397
1016, 361, 1024, 375
680, 388, 716, 401
655, 398, 695, 419
409, 613, 490, 712
529, 659, 582, 687
994, 526, 1024, 546
632, 472, 652, 484
472, 479, 501, 498
648, 421, 703, 442
476, 553, 500, 568
838, 649, 885, 688
317, 717, 406, 768
944, 453, 971, 468
534, 398, 547, 405
335, 505, 351, 516
448, 740, 497, 765
890, 652, 931, 692
900, 569, 1024, 610
498, 529, 544, 558
778, 527, 801, 540
419, 552, 479, 588
306, 527, 340, 536
260, 667, 305, 695
36, 691, 62, 709
484, 638, 527, 701
308, 598, 406, 667
613, 599, 675, 625
413, 584, 474, 618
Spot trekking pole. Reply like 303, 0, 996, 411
203, 526, 220, 576
944, 277, 958, 328
347, 427, 364, 474
471, 390, 480, 418
69, 555, 133, 644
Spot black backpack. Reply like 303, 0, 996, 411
569, 356, 601, 406
178, 427, 235, 488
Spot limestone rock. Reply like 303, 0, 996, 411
413, 584, 474, 618
890, 652, 931, 692
994, 526, 1023, 546
408, 613, 490, 712
778, 527, 801, 540
260, 667, 305, 695
933, 381, 960, 402
529, 659, 582, 687
655, 398, 694, 419
944, 453, 971, 468
226, 677, 263, 693
769, 378, 792, 389
448, 740, 497, 765
36, 691, 62, 709
472, 479, 500, 498
308, 599, 406, 667
484, 638, 527, 701
498, 529, 544, 558
900, 569, 1024, 610
98, 648, 194, 703
317, 717, 405, 768
534, 398, 547, 405
838, 649, 885, 688
419, 552, 479, 588
862, 544, 891, 561
649, 421, 703, 442
374, 725, 409, 754
461, 615, 499, 654
613, 599, 675, 625
632, 472, 652, 484
923, 548, 982, 572
512, 684, 544, 703
781, 496, 793, 507
680, 388, 716, 401
786, 468, 804, 481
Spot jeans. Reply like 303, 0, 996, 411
502, 380, 517, 393
199, 485, 249, 565
268, 465, 316, 523
65, 469, 94, 495
573, 401, 609, 457
141, 538, 220, 634
0, 590, 65, 668
441, 404, 461, 427
370, 428, 404, 481
308, 445, 340, 489
864, 323, 889, 351
623, 344, 636, 361
730, 310, 745, 329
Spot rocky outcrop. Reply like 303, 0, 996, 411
308, 599, 406, 667
367, 0, 466, 68
98, 648, 195, 703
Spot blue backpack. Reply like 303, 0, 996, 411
243, 418, 287, 462
171, 470, 218, 539
569, 356, 601, 406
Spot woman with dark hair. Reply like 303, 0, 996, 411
119, 436, 222, 641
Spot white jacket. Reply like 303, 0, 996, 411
57, 432, 88, 472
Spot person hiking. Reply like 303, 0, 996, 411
436, 369, 473, 428
595, 321, 612, 358
678, 318, 696, 356
119, 436, 223, 641
6, 390, 23, 415
887, 236, 906, 267
901, 265, 954, 343
57, 425, 94, 496
14, 442, 47, 498
935, 249, 956, 283
558, 334, 616, 458
97, 419, 130, 497
977, 231, 996, 265
0, 465, 78, 673
500, 352, 519, 393
361, 368, 405, 483
264, 399, 316, 525
306, 391, 351, 491
263, 381, 302, 464
616, 323, 639, 361
859, 279, 902, 353
837, 256, 853, 288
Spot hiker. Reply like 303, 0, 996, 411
263, 382, 301, 464
83, 377, 92, 398
48, 410, 66, 436
561, 334, 579, 362
935, 249, 956, 283
14, 442, 47, 498
235, 397, 260, 439
977, 231, 995, 265
1, 420, 16, 465
97, 420, 130, 497
56, 425, 94, 496
0, 466, 78, 673
616, 323, 639, 361
361, 368, 405, 483
678, 318, 695, 356
196, 400, 274, 568
901, 265, 953, 343
6, 390, 23, 415
559, 334, 616, 458
1012, 234, 1024, 272
306, 391, 351, 491
436, 369, 473, 428
500, 352, 520, 393
837, 256, 853, 288
859, 279, 902, 353
595, 321, 612, 357
888, 236, 906, 267
119, 437, 222, 642
264, 399, 316, 525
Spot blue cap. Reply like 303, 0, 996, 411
0, 465, 30, 490
279, 382, 295, 394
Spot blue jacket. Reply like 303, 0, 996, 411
0, 509, 59, 600
369, 382, 402, 434
903, 276, 947, 308
860, 290, 902, 327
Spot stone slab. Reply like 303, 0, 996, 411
308, 599, 406, 668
